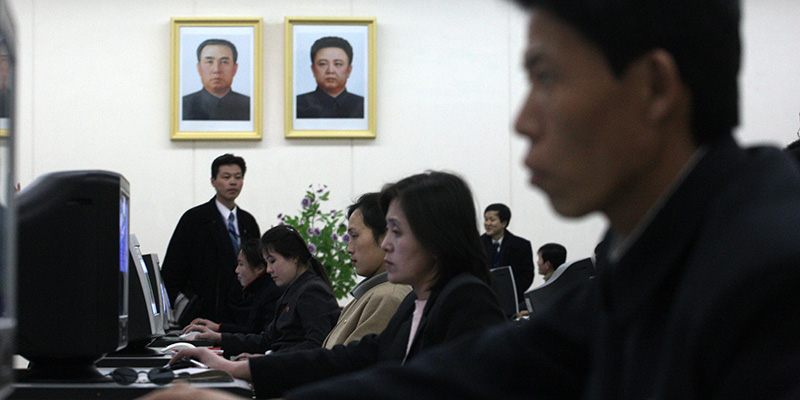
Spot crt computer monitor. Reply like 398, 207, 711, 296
141, 253, 175, 331
0, 0, 14, 395
110, 234, 164, 356
17, 170, 129, 382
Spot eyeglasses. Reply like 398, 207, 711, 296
109, 366, 187, 385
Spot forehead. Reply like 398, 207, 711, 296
314, 47, 349, 62
348, 208, 365, 226
484, 210, 500, 219
200, 44, 233, 59
216, 164, 242, 175
525, 9, 606, 69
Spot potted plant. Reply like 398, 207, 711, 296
277, 185, 356, 299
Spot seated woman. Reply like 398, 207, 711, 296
322, 192, 412, 348
181, 239, 284, 336
166, 171, 506, 399
187, 225, 340, 358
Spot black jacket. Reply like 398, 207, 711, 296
254, 272, 506, 399
219, 273, 284, 335
220, 269, 340, 358
296, 87, 364, 119
161, 198, 260, 321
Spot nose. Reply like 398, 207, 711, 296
380, 236, 391, 252
514, 92, 541, 140
346, 240, 354, 255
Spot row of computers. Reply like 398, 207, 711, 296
15, 171, 191, 383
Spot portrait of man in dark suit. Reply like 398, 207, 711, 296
296, 36, 364, 119
183, 38, 250, 121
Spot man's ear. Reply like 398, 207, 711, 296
637, 49, 685, 122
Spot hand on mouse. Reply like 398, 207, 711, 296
170, 348, 252, 381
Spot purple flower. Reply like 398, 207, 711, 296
278, 221, 285, 226
317, 188, 324, 193
313, 227, 322, 236
307, 228, 314, 236
330, 209, 337, 215
331, 233, 338, 241
301, 198, 311, 208
277, 213, 283, 219
341, 233, 351, 243
308, 244, 317, 253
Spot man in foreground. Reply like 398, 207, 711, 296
280, 0, 800, 398
143, 0, 800, 398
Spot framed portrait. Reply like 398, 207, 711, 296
285, 17, 376, 138
171, 17, 263, 140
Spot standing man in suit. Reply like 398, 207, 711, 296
162, 154, 260, 323
481, 203, 534, 303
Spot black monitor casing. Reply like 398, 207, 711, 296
17, 170, 129, 381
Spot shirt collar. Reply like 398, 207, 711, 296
215, 199, 238, 222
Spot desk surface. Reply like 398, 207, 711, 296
10, 367, 253, 400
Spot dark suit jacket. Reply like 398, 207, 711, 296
220, 269, 340, 358
525, 257, 595, 315
252, 272, 506, 399
219, 273, 284, 335
282, 138, 800, 400
161, 197, 260, 322
481, 230, 534, 303
296, 87, 364, 119
182, 89, 250, 121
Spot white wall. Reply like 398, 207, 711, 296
6, 0, 800, 289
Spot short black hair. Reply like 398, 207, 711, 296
484, 203, 511, 225
211, 153, 246, 179
196, 38, 239, 63
537, 243, 566, 269
513, 0, 741, 145
348, 192, 387, 244
310, 36, 353, 66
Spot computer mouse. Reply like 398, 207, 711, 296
161, 342, 196, 353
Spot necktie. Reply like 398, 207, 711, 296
492, 242, 500, 267
227, 212, 239, 253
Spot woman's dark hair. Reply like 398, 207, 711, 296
379, 171, 491, 291
347, 192, 387, 244
238, 238, 266, 271
261, 224, 332, 288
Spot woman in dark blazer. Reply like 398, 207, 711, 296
181, 239, 284, 336
185, 225, 340, 358
162, 171, 505, 399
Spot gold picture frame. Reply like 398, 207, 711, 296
285, 17, 376, 138
171, 17, 263, 140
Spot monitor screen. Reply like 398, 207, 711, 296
129, 234, 163, 336
142, 253, 175, 331
17, 170, 129, 382
0, 0, 14, 396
